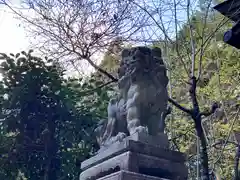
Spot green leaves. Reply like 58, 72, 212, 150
0, 61, 9, 71
0, 53, 7, 60
0, 51, 99, 179
150, 6, 240, 179
21, 51, 27, 56
15, 53, 20, 58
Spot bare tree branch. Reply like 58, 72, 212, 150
80, 80, 116, 95
214, 108, 240, 164
168, 97, 191, 114
200, 103, 220, 117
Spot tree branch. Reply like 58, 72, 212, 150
214, 108, 240, 165
80, 80, 116, 94
168, 97, 191, 114
85, 57, 118, 82
234, 144, 240, 180
189, 76, 199, 114
200, 102, 220, 117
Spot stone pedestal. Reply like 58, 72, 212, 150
98, 171, 168, 180
80, 132, 188, 180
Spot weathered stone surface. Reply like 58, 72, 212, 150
127, 131, 169, 148
81, 134, 183, 171
95, 46, 169, 148
97, 131, 169, 155
80, 151, 188, 180
97, 170, 169, 180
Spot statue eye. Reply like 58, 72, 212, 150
122, 49, 129, 57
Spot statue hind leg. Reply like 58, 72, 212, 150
101, 117, 117, 146
126, 89, 148, 135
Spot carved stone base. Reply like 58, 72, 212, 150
98, 170, 169, 180
80, 133, 188, 180
97, 131, 169, 154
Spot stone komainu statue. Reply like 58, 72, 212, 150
95, 46, 169, 149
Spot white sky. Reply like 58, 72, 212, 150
0, 0, 198, 78
0, 0, 191, 54
0, 0, 31, 54
0, 0, 93, 77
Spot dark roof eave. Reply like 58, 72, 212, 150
213, 0, 240, 22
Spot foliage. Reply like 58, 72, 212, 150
0, 51, 100, 180
162, 9, 240, 180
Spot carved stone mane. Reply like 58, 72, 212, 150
95, 46, 169, 149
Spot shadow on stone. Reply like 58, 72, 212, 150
139, 167, 173, 179
90, 166, 121, 180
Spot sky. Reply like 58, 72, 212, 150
0, 0, 93, 77
0, 0, 31, 54
0, 0, 199, 78
0, 0, 194, 53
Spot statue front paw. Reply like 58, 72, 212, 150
104, 132, 127, 147
116, 132, 127, 142
130, 126, 148, 135
136, 126, 148, 134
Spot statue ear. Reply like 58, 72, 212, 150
152, 47, 162, 57
122, 49, 130, 57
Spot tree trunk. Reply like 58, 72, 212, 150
234, 144, 240, 180
196, 122, 209, 180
